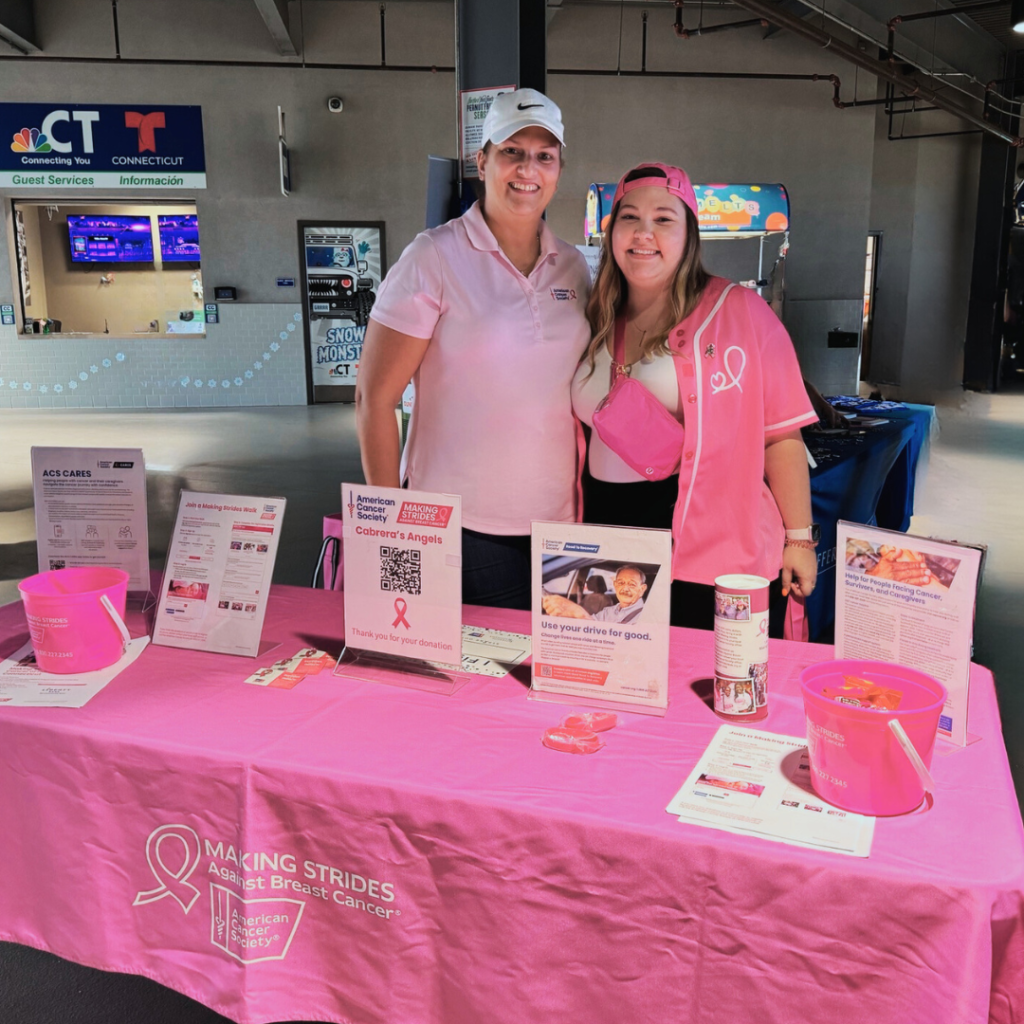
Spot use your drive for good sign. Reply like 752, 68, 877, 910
532, 522, 672, 715
342, 484, 462, 667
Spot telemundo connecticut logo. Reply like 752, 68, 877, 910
10, 128, 51, 153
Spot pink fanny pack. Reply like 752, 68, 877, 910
592, 281, 734, 480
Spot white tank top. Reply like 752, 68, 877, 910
571, 344, 682, 483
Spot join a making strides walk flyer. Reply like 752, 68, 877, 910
531, 522, 672, 715
341, 483, 462, 669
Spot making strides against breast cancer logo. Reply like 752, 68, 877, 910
133, 823, 203, 913
132, 824, 306, 965
709, 346, 747, 395
133, 823, 403, 965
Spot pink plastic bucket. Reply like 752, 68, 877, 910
800, 659, 946, 816
18, 567, 130, 674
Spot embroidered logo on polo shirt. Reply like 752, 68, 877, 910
550, 288, 578, 301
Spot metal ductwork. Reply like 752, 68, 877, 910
722, 0, 1023, 145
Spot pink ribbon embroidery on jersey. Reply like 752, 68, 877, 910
710, 345, 747, 395
132, 823, 202, 914
392, 598, 411, 629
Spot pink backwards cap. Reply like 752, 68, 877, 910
611, 162, 699, 219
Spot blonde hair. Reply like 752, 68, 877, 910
582, 186, 709, 378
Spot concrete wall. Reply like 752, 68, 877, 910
867, 97, 984, 400
0, 0, 988, 409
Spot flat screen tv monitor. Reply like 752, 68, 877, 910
158, 214, 201, 262
67, 215, 154, 263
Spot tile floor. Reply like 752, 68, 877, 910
1, 396, 1022, 798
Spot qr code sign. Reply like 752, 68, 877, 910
380, 547, 422, 595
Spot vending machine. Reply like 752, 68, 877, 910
298, 221, 386, 404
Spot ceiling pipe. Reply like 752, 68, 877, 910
890, 0, 1008, 27
723, 0, 1023, 145
765, 0, 1016, 115
886, 2, 1008, 73
673, 2, 768, 38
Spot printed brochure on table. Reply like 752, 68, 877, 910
0, 636, 149, 707
31, 446, 150, 592
666, 726, 876, 857
152, 491, 285, 657
531, 521, 671, 714
834, 521, 983, 746
341, 483, 462, 668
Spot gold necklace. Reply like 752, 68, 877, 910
624, 309, 668, 358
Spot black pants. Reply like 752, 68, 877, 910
461, 528, 532, 610
582, 465, 787, 637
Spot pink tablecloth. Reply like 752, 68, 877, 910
0, 585, 1022, 1024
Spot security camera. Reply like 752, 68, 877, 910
327, 96, 344, 114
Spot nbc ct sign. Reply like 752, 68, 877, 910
0, 103, 206, 189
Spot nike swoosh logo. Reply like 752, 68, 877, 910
517, 103, 544, 110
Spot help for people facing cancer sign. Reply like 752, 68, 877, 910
341, 484, 462, 667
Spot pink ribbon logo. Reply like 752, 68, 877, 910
392, 598, 411, 629
132, 824, 202, 914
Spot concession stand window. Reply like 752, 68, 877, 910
11, 199, 203, 337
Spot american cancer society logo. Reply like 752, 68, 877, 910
10, 128, 51, 153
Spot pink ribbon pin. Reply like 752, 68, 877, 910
132, 824, 202, 914
392, 598, 411, 629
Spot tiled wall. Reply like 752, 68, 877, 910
0, 304, 307, 409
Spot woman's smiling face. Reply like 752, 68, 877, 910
476, 126, 562, 221
611, 186, 689, 295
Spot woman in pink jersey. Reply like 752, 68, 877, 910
356, 90, 591, 609
571, 163, 819, 634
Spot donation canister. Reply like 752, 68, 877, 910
18, 567, 130, 674
800, 659, 946, 816
713, 573, 769, 721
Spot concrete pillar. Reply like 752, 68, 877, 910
456, 0, 546, 93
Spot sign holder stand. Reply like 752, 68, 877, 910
338, 483, 465, 694
528, 522, 672, 718
526, 687, 668, 718
332, 646, 471, 697
151, 490, 286, 658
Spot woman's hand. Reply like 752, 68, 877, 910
764, 430, 816, 599
782, 544, 817, 598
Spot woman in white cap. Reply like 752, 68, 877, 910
356, 89, 591, 609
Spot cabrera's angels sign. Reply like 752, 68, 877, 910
340, 483, 462, 669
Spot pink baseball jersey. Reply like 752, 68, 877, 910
370, 202, 591, 535
667, 278, 818, 584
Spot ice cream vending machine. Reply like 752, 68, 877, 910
298, 221, 387, 404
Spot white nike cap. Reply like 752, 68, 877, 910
481, 88, 566, 148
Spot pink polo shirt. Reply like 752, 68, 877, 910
666, 278, 818, 584
370, 202, 591, 535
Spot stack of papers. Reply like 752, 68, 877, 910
451, 626, 531, 678
245, 647, 337, 688
0, 637, 150, 708
666, 726, 875, 857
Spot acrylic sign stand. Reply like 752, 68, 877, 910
333, 483, 469, 696
332, 646, 471, 697
527, 522, 672, 718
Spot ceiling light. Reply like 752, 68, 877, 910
1013, 0, 1024, 33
